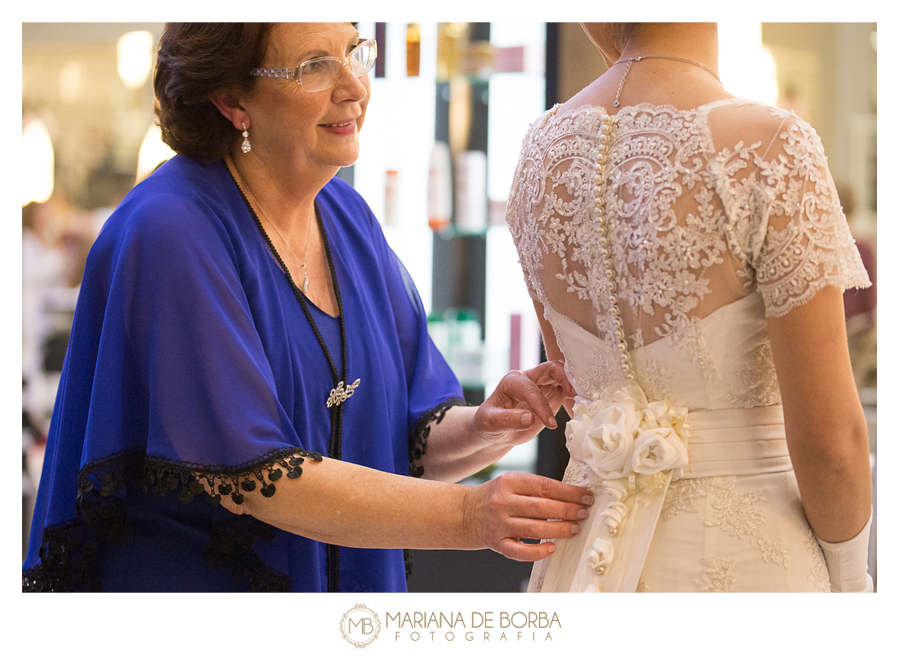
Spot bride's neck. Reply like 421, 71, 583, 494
619, 23, 719, 68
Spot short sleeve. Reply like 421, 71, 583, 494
746, 113, 871, 317
120, 192, 306, 466
71, 179, 321, 504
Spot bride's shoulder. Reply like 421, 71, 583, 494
518, 103, 609, 150
708, 98, 811, 132
706, 99, 821, 154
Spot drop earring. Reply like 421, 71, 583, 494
241, 122, 251, 153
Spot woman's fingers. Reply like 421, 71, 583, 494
476, 407, 540, 434
492, 520, 582, 561
523, 360, 576, 398
505, 471, 594, 505
499, 371, 557, 427
475, 360, 575, 443
509, 495, 591, 523
496, 538, 557, 562
471, 473, 594, 561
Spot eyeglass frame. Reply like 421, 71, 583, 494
249, 38, 377, 92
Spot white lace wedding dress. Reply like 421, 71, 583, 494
506, 98, 871, 592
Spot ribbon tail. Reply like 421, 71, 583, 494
612, 471, 672, 592
528, 470, 673, 593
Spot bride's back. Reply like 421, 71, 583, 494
506, 90, 864, 410
513, 21, 873, 595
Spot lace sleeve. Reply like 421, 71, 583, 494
409, 397, 471, 478
745, 112, 871, 317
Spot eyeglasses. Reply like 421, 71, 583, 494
250, 39, 377, 92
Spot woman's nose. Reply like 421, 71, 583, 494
332, 61, 369, 102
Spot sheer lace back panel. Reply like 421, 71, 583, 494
507, 98, 869, 410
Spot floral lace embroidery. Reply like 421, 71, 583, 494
561, 457, 595, 488
696, 557, 737, 592
805, 529, 832, 592
507, 100, 870, 400
635, 355, 675, 406
529, 558, 549, 593
636, 472, 670, 498
725, 337, 782, 408
662, 476, 790, 569
666, 314, 720, 384
660, 475, 707, 520
509, 98, 870, 594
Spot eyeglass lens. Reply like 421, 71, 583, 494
298, 41, 375, 91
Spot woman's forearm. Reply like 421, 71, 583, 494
786, 414, 872, 543
225, 456, 592, 561
240, 457, 475, 548
767, 286, 873, 543
415, 406, 533, 482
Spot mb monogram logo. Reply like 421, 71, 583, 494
340, 604, 382, 648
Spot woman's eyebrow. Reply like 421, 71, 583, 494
292, 32, 362, 62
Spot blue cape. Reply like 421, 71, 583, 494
24, 156, 463, 592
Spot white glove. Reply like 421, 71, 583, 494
817, 511, 874, 593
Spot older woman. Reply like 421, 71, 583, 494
23, 22, 592, 593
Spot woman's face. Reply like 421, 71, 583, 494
242, 22, 371, 176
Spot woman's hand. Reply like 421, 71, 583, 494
473, 360, 575, 446
410, 360, 576, 482
463, 471, 593, 561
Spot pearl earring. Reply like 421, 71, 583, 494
241, 122, 251, 154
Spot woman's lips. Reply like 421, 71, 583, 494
319, 119, 357, 135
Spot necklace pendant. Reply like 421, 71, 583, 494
302, 274, 309, 294
327, 378, 361, 408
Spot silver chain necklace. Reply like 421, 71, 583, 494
240, 179, 313, 295
612, 55, 720, 108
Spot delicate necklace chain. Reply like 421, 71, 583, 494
592, 113, 634, 382
225, 160, 354, 592
612, 55, 720, 108
236, 169, 313, 294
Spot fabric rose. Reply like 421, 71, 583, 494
567, 395, 640, 479
632, 426, 689, 474
567, 386, 690, 585
643, 400, 688, 435
587, 538, 614, 575
598, 479, 629, 534
566, 385, 689, 480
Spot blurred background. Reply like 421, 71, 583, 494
21, 22, 877, 591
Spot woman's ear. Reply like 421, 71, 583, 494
210, 90, 249, 131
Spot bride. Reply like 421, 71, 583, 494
505, 22, 873, 592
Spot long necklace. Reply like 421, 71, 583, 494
242, 182, 313, 295
612, 55, 720, 108
226, 162, 357, 592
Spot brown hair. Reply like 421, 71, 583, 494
153, 23, 273, 162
